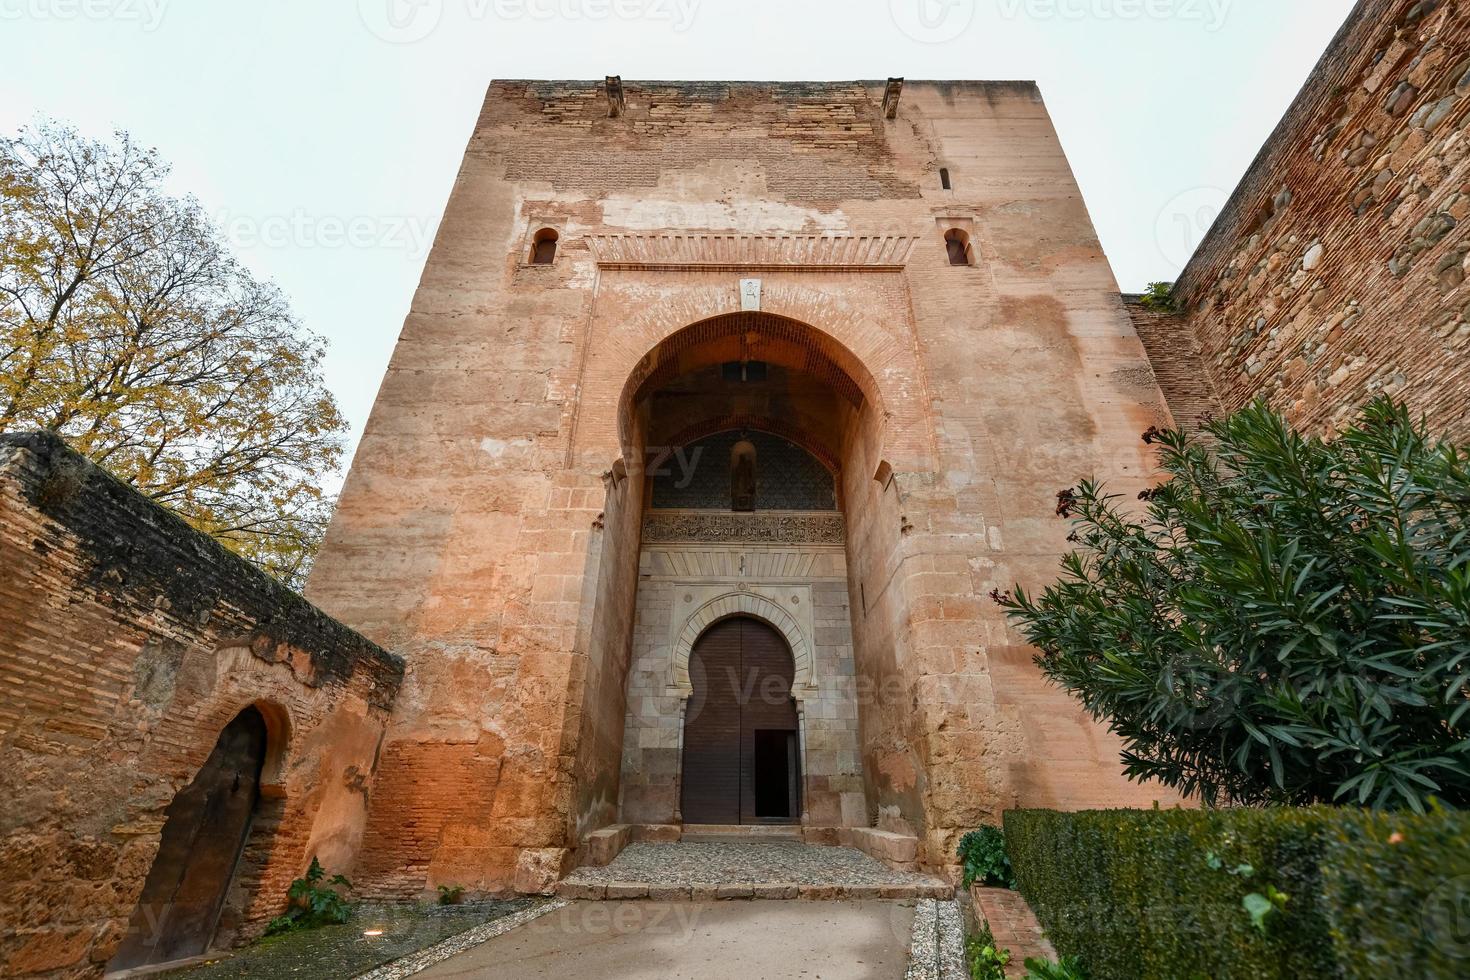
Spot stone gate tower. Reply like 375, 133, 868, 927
307, 78, 1181, 896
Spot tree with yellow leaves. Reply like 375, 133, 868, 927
1, 121, 346, 588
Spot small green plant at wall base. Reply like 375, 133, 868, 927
958, 827, 1016, 889
965, 921, 1011, 980
264, 858, 353, 935
1139, 280, 1177, 311
1021, 955, 1087, 979
437, 884, 465, 906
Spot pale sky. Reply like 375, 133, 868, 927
1, 0, 1356, 467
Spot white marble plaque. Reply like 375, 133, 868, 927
739, 278, 762, 311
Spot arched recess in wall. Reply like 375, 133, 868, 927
109, 702, 286, 972
614, 311, 888, 465
647, 414, 842, 479
671, 591, 817, 700
530, 227, 559, 264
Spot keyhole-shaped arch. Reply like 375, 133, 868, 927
672, 592, 815, 699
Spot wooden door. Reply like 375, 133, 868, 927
680, 617, 801, 825
681, 618, 744, 824
109, 707, 267, 971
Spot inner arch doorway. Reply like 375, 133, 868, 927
681, 617, 801, 825
109, 707, 268, 971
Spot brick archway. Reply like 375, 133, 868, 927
616, 310, 888, 460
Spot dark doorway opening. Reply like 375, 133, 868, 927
109, 707, 268, 972
753, 729, 798, 818
681, 617, 802, 825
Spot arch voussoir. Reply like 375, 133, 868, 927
672, 593, 817, 700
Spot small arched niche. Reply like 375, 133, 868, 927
945, 228, 974, 266
730, 438, 758, 511
530, 227, 559, 264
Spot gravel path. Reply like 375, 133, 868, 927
561, 841, 947, 891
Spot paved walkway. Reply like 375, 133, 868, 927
414, 900, 916, 980
153, 900, 534, 979
557, 841, 951, 901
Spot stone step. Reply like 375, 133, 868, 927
680, 824, 803, 844
555, 878, 953, 902
555, 840, 953, 903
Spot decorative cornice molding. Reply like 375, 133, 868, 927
642, 512, 845, 544
586, 234, 916, 270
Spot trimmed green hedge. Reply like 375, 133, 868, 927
1004, 807, 1470, 979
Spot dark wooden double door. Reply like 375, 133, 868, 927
109, 707, 267, 972
681, 616, 801, 825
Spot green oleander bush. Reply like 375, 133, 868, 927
1004, 806, 1470, 979
995, 398, 1470, 812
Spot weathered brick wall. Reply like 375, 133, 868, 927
1172, 0, 1470, 440
1123, 298, 1222, 431
0, 433, 403, 978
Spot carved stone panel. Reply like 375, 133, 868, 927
642, 512, 845, 544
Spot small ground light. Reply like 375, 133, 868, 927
363, 929, 385, 937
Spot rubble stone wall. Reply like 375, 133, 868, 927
1172, 0, 1470, 441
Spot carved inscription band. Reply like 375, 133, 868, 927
642, 512, 846, 544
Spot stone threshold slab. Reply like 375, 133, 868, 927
556, 880, 952, 901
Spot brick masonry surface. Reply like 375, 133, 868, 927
0, 433, 403, 979
1124, 298, 1222, 433
1170, 0, 1470, 442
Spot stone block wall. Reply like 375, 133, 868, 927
311, 78, 1184, 890
1171, 0, 1470, 441
618, 534, 865, 828
0, 433, 403, 978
